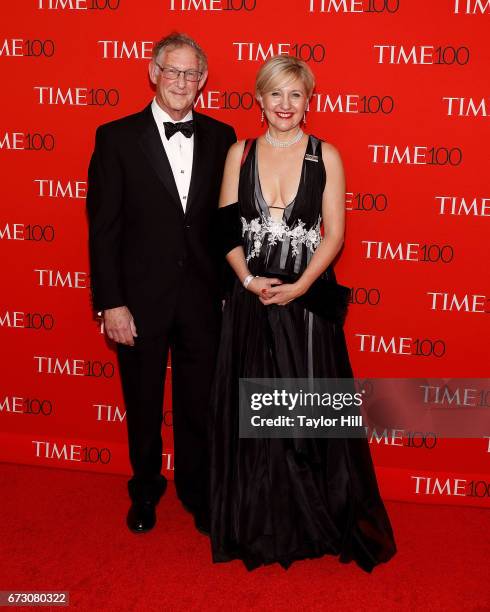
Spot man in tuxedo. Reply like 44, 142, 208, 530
86, 33, 236, 534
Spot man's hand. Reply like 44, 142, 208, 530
103, 306, 137, 346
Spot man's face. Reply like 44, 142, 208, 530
149, 45, 207, 120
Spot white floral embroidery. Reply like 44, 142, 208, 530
241, 215, 321, 262
250, 219, 261, 234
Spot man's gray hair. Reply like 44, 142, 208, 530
152, 32, 208, 73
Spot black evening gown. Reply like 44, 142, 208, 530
209, 136, 396, 571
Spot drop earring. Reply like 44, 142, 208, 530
261, 108, 265, 126
303, 111, 307, 126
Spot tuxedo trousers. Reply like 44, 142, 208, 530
116, 271, 221, 515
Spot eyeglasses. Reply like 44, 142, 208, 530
155, 62, 203, 82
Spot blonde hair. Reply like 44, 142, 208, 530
255, 55, 315, 99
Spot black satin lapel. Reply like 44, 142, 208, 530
185, 114, 210, 218
138, 116, 183, 215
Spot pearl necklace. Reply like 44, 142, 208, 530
265, 128, 304, 148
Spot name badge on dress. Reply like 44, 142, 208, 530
305, 154, 319, 163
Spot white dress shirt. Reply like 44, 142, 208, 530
151, 98, 194, 212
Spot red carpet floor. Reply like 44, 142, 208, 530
1, 462, 489, 611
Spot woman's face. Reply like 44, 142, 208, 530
259, 77, 309, 132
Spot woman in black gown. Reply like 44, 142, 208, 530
210, 55, 396, 571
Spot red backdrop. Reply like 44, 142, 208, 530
1, 0, 489, 507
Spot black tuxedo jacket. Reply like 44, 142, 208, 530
86, 104, 236, 336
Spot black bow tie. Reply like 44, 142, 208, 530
163, 120, 194, 139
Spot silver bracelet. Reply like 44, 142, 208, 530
243, 274, 257, 289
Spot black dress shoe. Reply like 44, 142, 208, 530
126, 500, 156, 534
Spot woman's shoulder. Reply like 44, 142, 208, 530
309, 136, 343, 165
227, 138, 257, 156
225, 140, 247, 165
226, 137, 258, 168
230, 136, 258, 149
308, 134, 340, 155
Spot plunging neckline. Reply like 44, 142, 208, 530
255, 135, 310, 217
